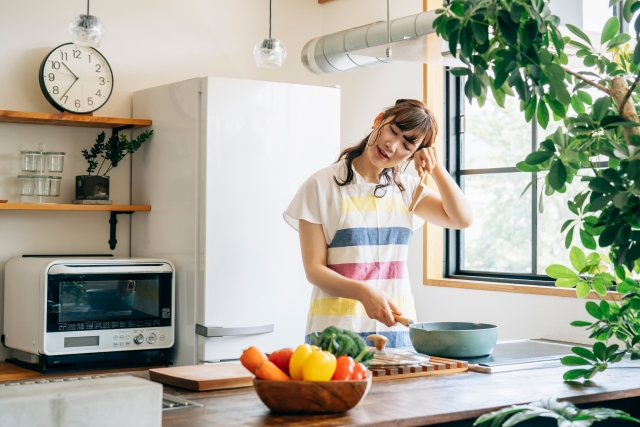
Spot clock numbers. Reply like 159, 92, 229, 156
96, 90, 102, 97
99, 77, 105, 85
51, 61, 60, 70
48, 73, 55, 81
61, 95, 68, 104
75, 100, 81, 108
73, 50, 81, 59
52, 86, 59, 94
88, 97, 94, 106
60, 52, 67, 61
88, 54, 91, 63
96, 64, 101, 73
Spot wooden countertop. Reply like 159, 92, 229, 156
1, 361, 640, 426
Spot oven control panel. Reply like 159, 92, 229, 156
112, 330, 165, 348
44, 327, 173, 356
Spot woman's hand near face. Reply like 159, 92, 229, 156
413, 146, 439, 178
412, 145, 475, 230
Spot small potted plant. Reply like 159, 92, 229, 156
76, 130, 153, 203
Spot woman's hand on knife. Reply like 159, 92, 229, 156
360, 287, 401, 328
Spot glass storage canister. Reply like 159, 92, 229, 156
21, 151, 43, 172
33, 176, 50, 196
48, 176, 62, 197
44, 152, 65, 173
18, 175, 35, 196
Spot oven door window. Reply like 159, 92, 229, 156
46, 273, 172, 332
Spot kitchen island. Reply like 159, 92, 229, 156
1, 361, 639, 426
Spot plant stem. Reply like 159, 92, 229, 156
96, 157, 107, 176
611, 76, 640, 141
619, 71, 640, 116
561, 66, 612, 95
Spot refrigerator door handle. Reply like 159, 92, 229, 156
195, 323, 274, 337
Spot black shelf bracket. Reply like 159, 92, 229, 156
112, 124, 135, 137
107, 124, 137, 250
109, 211, 134, 250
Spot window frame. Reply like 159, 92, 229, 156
442, 3, 624, 286
443, 70, 555, 286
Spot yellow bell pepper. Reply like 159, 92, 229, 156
289, 344, 314, 380
302, 350, 337, 382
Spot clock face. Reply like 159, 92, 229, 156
39, 43, 114, 114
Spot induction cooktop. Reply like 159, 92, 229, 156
459, 339, 578, 373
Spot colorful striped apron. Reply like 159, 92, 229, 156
305, 173, 416, 348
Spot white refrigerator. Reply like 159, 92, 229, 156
131, 77, 340, 367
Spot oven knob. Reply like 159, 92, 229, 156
147, 333, 157, 344
134, 334, 145, 345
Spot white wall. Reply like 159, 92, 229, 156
319, 0, 425, 150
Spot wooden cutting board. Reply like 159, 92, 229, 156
149, 363, 253, 391
369, 356, 468, 381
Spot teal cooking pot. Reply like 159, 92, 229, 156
409, 322, 499, 358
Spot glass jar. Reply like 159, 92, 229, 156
33, 176, 50, 196
44, 152, 65, 172
48, 176, 62, 197
18, 175, 35, 196
21, 151, 43, 172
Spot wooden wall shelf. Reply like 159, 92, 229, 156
0, 203, 151, 249
0, 110, 151, 129
0, 203, 150, 212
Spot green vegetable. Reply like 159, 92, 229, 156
311, 326, 375, 367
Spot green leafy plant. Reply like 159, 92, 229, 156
547, 245, 640, 380
474, 397, 639, 427
81, 130, 153, 176
434, 0, 640, 379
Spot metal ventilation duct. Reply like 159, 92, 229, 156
302, 10, 439, 75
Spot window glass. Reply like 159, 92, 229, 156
464, 96, 531, 170
536, 176, 592, 273
461, 173, 532, 273
582, 0, 612, 32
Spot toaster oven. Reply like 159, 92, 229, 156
3, 257, 175, 372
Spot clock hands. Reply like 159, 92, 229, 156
60, 62, 79, 101
61, 62, 78, 81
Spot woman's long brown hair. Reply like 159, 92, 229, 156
334, 99, 438, 197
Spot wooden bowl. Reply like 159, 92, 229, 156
253, 373, 372, 414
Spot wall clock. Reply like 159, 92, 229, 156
38, 43, 114, 114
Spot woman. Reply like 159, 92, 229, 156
284, 99, 473, 347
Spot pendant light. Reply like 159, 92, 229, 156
69, 0, 106, 48
253, 0, 287, 68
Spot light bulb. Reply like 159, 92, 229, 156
69, 14, 106, 48
253, 38, 287, 69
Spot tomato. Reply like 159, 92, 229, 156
350, 362, 368, 380
268, 348, 294, 376
331, 356, 355, 380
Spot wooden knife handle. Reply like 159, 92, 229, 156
408, 174, 429, 211
393, 314, 415, 327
